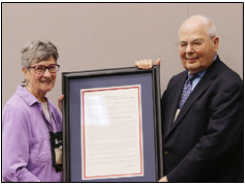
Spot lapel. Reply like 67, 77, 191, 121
164, 71, 188, 138
165, 56, 221, 139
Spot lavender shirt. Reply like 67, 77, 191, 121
2, 85, 62, 182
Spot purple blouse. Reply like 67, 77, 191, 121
2, 85, 62, 182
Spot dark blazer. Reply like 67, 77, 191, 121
161, 55, 243, 182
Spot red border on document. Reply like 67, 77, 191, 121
81, 85, 143, 180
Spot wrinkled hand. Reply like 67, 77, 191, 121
58, 94, 64, 112
135, 58, 161, 69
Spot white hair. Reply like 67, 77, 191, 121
178, 15, 217, 38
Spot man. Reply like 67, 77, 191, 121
135, 15, 243, 182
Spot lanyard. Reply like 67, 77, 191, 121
41, 102, 60, 132
41, 101, 63, 172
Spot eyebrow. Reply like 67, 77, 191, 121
32, 64, 56, 67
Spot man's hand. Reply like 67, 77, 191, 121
135, 58, 161, 69
158, 176, 168, 182
58, 94, 64, 112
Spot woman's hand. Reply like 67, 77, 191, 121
58, 94, 64, 112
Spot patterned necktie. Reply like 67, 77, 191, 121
178, 74, 197, 109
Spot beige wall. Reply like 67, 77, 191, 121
2, 3, 243, 110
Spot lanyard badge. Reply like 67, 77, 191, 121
42, 104, 63, 172
49, 131, 63, 172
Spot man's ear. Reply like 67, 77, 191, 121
213, 36, 219, 53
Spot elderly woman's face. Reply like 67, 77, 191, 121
24, 56, 57, 96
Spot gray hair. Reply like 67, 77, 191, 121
178, 15, 217, 38
21, 40, 59, 85
21, 40, 59, 69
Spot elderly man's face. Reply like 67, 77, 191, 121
179, 18, 219, 74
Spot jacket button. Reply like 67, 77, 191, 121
165, 151, 169, 155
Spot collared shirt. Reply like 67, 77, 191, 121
2, 85, 62, 182
189, 54, 217, 90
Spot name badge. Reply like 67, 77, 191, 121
173, 109, 180, 123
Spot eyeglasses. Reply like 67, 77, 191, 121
176, 37, 215, 51
28, 64, 60, 74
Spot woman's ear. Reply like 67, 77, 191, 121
22, 67, 29, 82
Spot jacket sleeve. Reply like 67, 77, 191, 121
167, 81, 244, 182
2, 106, 39, 182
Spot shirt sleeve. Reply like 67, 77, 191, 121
2, 106, 39, 182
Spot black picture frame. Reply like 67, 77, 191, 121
62, 65, 163, 182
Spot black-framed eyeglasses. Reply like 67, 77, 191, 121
28, 64, 60, 74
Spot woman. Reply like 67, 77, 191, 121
2, 40, 63, 182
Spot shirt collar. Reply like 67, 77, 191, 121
16, 84, 46, 106
214, 54, 217, 61
188, 69, 207, 78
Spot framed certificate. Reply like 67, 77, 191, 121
62, 66, 163, 182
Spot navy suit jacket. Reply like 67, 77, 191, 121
161, 55, 243, 182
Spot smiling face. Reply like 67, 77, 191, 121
179, 17, 219, 74
22, 56, 57, 101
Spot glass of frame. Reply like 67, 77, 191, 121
62, 65, 163, 182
